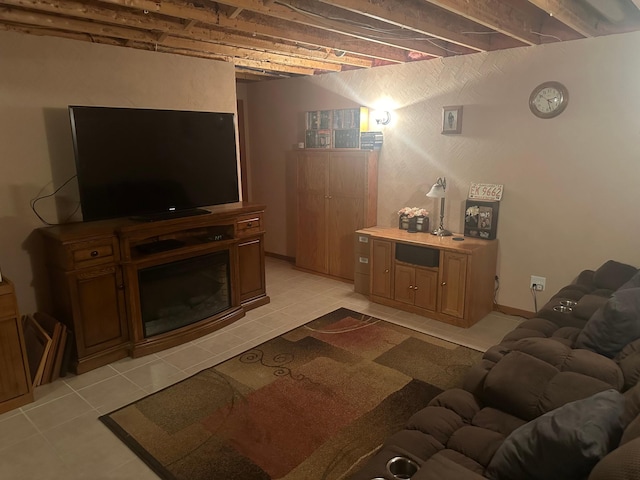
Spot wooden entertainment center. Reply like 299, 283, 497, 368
40, 202, 269, 374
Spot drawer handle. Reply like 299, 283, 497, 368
247, 222, 253, 227
91, 250, 99, 257
441, 282, 447, 286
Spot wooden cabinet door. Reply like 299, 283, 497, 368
394, 264, 415, 305
0, 316, 31, 404
414, 268, 438, 311
327, 196, 364, 279
238, 236, 265, 303
70, 265, 128, 357
327, 153, 366, 280
296, 153, 328, 274
439, 252, 468, 318
371, 239, 393, 298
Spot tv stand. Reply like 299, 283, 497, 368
40, 202, 270, 374
130, 207, 210, 222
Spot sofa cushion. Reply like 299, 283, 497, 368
593, 260, 638, 291
575, 287, 640, 358
573, 294, 609, 320
616, 338, 640, 390
483, 350, 617, 420
588, 437, 640, 480
511, 337, 623, 389
486, 389, 626, 480
620, 270, 640, 291
414, 453, 488, 479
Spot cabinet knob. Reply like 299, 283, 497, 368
91, 250, 99, 257
441, 282, 447, 286
384, 269, 389, 273
414, 286, 418, 290
247, 222, 253, 227
118, 284, 125, 290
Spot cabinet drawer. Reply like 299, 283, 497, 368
237, 215, 262, 236
354, 233, 371, 255
71, 239, 117, 269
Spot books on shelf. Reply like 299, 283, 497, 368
305, 107, 369, 149
360, 131, 384, 150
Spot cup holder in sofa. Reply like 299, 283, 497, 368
386, 456, 419, 479
559, 300, 578, 307
553, 305, 573, 313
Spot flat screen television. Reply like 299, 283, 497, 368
69, 106, 240, 222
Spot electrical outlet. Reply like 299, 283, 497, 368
530, 275, 546, 291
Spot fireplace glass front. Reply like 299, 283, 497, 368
138, 251, 231, 338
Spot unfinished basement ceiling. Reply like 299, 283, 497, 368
1, 0, 639, 81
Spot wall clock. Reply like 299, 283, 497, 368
529, 81, 569, 119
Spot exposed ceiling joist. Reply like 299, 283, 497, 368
0, 0, 637, 80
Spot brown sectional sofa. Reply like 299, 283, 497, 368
351, 260, 640, 480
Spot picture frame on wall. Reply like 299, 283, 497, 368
442, 105, 463, 134
464, 200, 499, 240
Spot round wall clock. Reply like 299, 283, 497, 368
529, 81, 569, 119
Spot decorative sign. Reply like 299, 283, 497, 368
468, 183, 503, 201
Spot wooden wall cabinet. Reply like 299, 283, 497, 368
358, 227, 497, 328
0, 277, 34, 414
295, 149, 378, 281
40, 202, 269, 373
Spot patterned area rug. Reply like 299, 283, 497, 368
100, 308, 482, 480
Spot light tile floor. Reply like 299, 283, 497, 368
0, 257, 522, 479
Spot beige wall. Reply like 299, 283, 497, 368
245, 31, 640, 312
0, 31, 237, 313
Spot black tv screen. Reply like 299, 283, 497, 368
69, 106, 240, 222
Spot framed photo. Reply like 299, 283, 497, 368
442, 105, 463, 134
464, 200, 499, 240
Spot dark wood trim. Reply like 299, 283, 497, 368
494, 304, 533, 319
265, 251, 295, 263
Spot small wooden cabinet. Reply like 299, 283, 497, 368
295, 149, 378, 281
394, 264, 438, 311
40, 202, 269, 373
358, 227, 497, 328
0, 277, 33, 414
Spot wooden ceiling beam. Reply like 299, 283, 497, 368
215, 10, 411, 63
525, 0, 613, 37
0, 0, 370, 69
211, 0, 469, 56
93, 0, 407, 63
0, 5, 337, 74
420, 0, 543, 45
315, 0, 501, 50
164, 35, 343, 71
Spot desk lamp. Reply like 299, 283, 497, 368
426, 177, 452, 236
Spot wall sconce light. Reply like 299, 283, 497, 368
373, 110, 391, 125
426, 177, 452, 236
